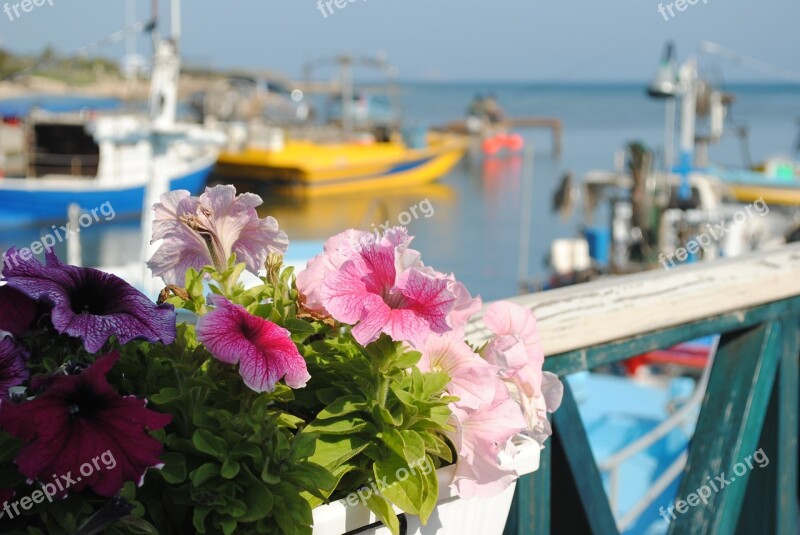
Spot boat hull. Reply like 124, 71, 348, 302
0, 163, 213, 228
215, 136, 467, 197
710, 166, 800, 206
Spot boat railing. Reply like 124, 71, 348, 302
465, 243, 800, 534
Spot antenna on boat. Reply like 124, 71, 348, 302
699, 41, 800, 82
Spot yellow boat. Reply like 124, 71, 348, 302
214, 133, 467, 197
709, 159, 800, 206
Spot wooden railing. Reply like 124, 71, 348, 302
465, 244, 800, 535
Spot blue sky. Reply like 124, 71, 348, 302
1, 0, 798, 81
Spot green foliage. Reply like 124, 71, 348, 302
0, 257, 456, 535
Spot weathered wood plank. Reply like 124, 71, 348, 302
465, 244, 800, 356
543, 299, 800, 377
667, 323, 781, 535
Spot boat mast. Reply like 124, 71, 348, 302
340, 55, 353, 139
677, 57, 697, 201
141, 0, 181, 296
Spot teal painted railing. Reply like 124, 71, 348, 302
466, 244, 800, 535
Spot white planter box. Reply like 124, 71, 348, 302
312, 440, 540, 535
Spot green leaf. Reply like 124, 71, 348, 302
399, 430, 426, 466
230, 441, 263, 461
421, 371, 451, 398
221, 459, 241, 479
191, 463, 220, 487
304, 417, 372, 436
217, 515, 237, 535
239, 472, 274, 523
380, 428, 408, 461
290, 432, 318, 460
373, 404, 403, 427
117, 517, 159, 534
313, 395, 368, 420
393, 349, 421, 370
193, 507, 211, 534
150, 387, 182, 404
306, 434, 370, 471
421, 433, 454, 463
160, 452, 187, 484
374, 453, 438, 523
193, 429, 228, 458
222, 497, 247, 518
365, 493, 401, 535
283, 318, 315, 333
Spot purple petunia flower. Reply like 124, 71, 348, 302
0, 337, 28, 404
0, 353, 171, 497
147, 185, 289, 286
2, 248, 176, 353
0, 285, 37, 337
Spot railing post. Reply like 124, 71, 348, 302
504, 443, 550, 535
668, 322, 782, 534
776, 315, 799, 533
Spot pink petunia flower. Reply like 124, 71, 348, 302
446, 280, 482, 335
295, 229, 371, 315
196, 295, 310, 393
482, 301, 545, 398
147, 185, 288, 286
417, 333, 499, 410
515, 371, 563, 445
317, 228, 456, 347
481, 301, 562, 440
446, 381, 527, 499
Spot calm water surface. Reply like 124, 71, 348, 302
3, 83, 799, 301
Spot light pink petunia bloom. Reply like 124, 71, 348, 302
447, 280, 482, 335
196, 295, 310, 393
147, 185, 288, 286
417, 333, 499, 410
446, 381, 527, 499
513, 371, 563, 445
482, 301, 562, 440
318, 227, 456, 347
295, 229, 371, 315
482, 301, 545, 398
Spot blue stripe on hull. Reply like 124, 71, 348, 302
0, 165, 213, 229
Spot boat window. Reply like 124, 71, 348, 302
31, 122, 99, 178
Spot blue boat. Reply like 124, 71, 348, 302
0, 54, 222, 229
0, 112, 218, 228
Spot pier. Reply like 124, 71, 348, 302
466, 244, 800, 534
437, 117, 563, 157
